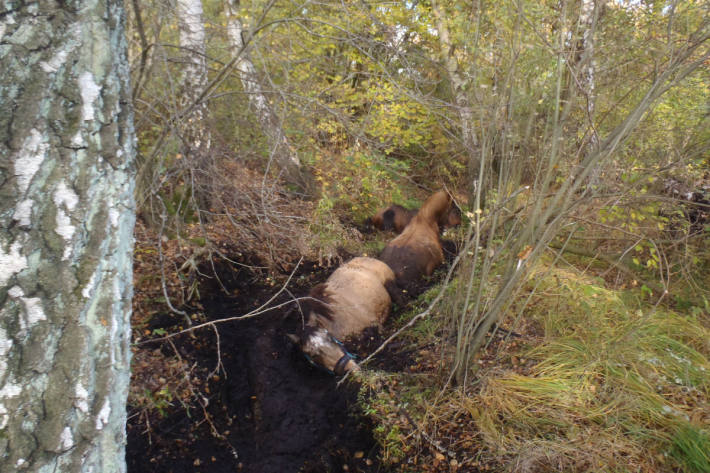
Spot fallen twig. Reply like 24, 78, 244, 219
399, 407, 457, 460
137, 257, 307, 345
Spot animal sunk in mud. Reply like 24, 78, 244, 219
369, 202, 461, 234
290, 257, 402, 375
379, 190, 454, 290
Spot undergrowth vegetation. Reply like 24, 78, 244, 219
476, 265, 708, 472
359, 261, 709, 472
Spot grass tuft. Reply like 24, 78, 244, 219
469, 264, 710, 472
670, 423, 710, 473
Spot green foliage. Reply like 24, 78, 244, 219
671, 423, 710, 473
160, 183, 198, 224
313, 150, 410, 221
358, 371, 439, 467
142, 387, 174, 418
125, 0, 710, 468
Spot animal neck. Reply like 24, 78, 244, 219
417, 191, 451, 228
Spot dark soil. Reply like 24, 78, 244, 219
126, 258, 408, 473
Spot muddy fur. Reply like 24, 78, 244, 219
305, 283, 335, 320
383, 278, 407, 307
369, 202, 460, 234
305, 257, 396, 339
379, 190, 452, 290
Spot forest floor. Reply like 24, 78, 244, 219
125, 215, 434, 473
127, 256, 386, 472
125, 211, 543, 473
125, 180, 710, 472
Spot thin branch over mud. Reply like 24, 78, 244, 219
137, 257, 306, 345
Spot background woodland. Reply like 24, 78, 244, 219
127, 0, 709, 471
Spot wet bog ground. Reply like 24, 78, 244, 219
126, 259, 400, 473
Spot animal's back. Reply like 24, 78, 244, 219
380, 224, 442, 285
379, 191, 451, 288
311, 257, 394, 339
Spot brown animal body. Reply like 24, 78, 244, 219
292, 257, 401, 374
370, 202, 460, 234
379, 191, 453, 289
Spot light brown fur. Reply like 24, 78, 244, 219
379, 191, 452, 288
294, 257, 397, 374
309, 257, 395, 339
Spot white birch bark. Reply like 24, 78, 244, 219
578, 0, 600, 148
571, 0, 603, 185
224, 0, 311, 191
177, 0, 211, 152
0, 0, 136, 471
430, 0, 480, 176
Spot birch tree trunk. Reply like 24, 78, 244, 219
177, 0, 211, 155
570, 0, 602, 184
577, 0, 600, 149
0, 0, 136, 471
224, 0, 312, 192
430, 0, 480, 190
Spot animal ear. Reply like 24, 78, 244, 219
286, 333, 300, 345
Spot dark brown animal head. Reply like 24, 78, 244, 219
369, 205, 416, 233
379, 190, 453, 290
369, 195, 459, 235
289, 327, 359, 375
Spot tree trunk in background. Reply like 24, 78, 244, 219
572, 0, 602, 185
177, 0, 211, 156
577, 0, 600, 149
0, 0, 136, 471
430, 0, 481, 196
224, 0, 312, 193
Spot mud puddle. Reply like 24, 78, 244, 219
126, 259, 403, 473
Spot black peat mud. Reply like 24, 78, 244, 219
127, 260, 399, 473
